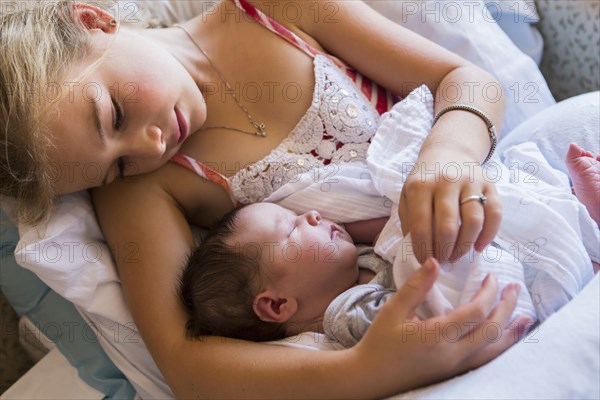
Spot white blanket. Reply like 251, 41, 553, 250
268, 86, 599, 322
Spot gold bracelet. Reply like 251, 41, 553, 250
432, 104, 497, 165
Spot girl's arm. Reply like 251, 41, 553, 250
270, 0, 504, 264
93, 164, 527, 399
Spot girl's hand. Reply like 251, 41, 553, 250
351, 260, 530, 396
399, 147, 502, 264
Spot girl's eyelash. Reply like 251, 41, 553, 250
112, 97, 124, 130
111, 97, 126, 180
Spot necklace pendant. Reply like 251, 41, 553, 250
254, 122, 267, 137
173, 24, 268, 140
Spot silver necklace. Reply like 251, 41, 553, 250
174, 24, 267, 138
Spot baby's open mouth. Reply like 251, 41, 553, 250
330, 224, 339, 239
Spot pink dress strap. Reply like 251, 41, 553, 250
232, 0, 331, 62
231, 0, 399, 115
170, 153, 239, 207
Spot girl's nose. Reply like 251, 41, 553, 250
126, 125, 166, 158
304, 210, 322, 226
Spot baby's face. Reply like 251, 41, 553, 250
233, 203, 359, 322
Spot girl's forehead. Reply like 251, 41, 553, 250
43, 50, 109, 123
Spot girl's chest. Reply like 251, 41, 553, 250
182, 7, 327, 170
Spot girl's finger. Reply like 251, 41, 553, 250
437, 272, 499, 333
449, 189, 487, 261
398, 194, 409, 237
402, 182, 434, 264
474, 185, 502, 253
456, 282, 521, 355
459, 315, 532, 372
387, 258, 440, 321
433, 184, 461, 263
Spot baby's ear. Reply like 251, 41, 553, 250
71, 3, 117, 33
253, 291, 298, 323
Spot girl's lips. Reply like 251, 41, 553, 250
174, 106, 189, 144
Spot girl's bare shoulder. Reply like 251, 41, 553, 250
93, 161, 234, 228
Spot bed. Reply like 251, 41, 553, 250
2, 1, 599, 398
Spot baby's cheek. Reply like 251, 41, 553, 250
323, 242, 344, 264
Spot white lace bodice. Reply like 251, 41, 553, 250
230, 54, 381, 204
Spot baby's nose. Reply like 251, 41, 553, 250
305, 210, 322, 226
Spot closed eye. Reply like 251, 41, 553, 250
111, 97, 126, 180
112, 97, 124, 130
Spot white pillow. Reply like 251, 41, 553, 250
16, 191, 173, 399
483, 0, 544, 64
362, 0, 555, 136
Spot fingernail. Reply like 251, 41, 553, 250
423, 258, 434, 271
482, 274, 489, 285
448, 250, 457, 262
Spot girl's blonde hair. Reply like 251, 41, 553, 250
1, 0, 99, 225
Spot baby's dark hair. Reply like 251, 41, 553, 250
179, 206, 287, 342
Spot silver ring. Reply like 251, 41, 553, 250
460, 194, 487, 205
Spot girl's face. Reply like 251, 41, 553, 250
46, 26, 206, 194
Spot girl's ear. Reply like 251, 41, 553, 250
71, 3, 118, 33
253, 291, 298, 323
